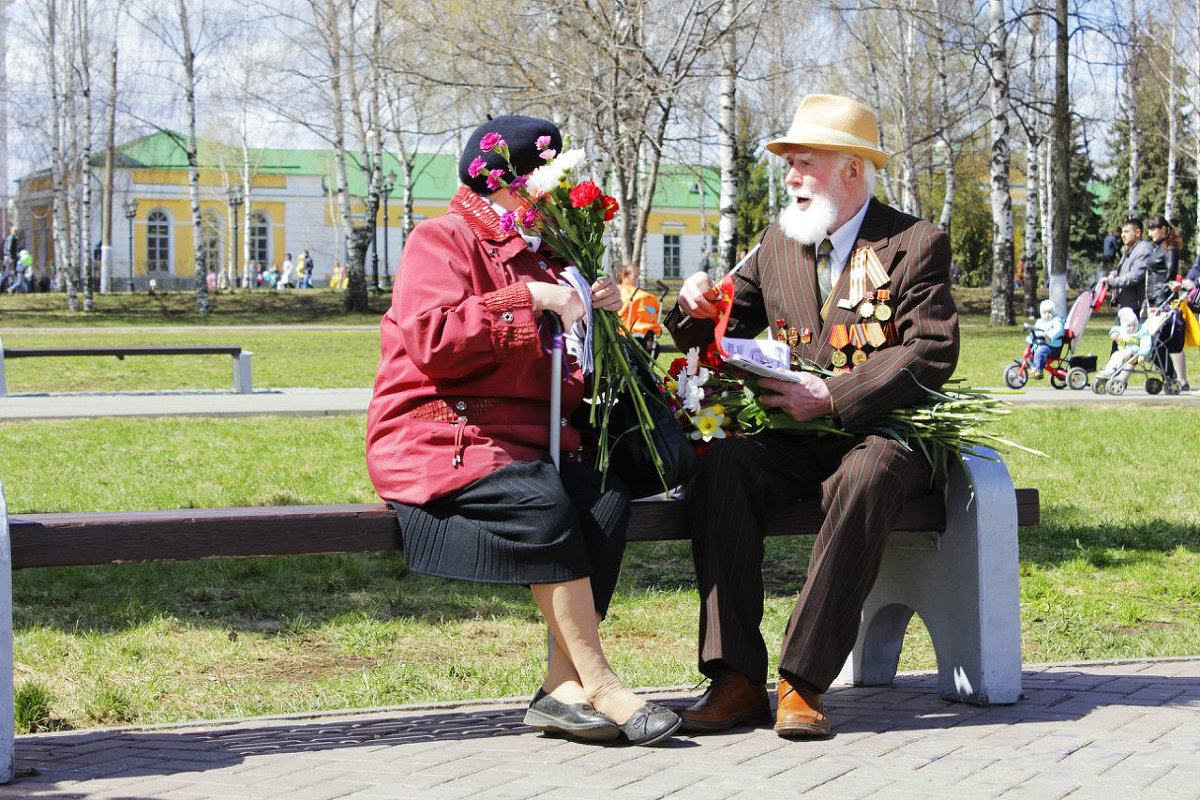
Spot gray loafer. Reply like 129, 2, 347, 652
523, 689, 621, 741
619, 701, 682, 746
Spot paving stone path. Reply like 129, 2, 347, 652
6, 658, 1199, 799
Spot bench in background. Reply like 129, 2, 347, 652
0, 341, 254, 396
0, 448, 1036, 782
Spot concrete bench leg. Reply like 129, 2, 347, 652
233, 351, 253, 394
1, 482, 16, 782
835, 447, 1022, 705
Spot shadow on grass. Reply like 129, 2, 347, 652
1019, 504, 1200, 568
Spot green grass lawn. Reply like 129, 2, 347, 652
1, 290, 1196, 733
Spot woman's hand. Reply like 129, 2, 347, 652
590, 277, 622, 312
527, 282, 586, 329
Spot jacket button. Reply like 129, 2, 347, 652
455, 401, 467, 412
538, 261, 549, 270
501, 311, 514, 323
560, 417, 568, 427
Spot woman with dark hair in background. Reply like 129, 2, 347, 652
1144, 216, 1188, 391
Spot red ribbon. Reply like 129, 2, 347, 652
711, 273, 737, 357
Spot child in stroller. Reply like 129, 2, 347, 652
1091, 306, 1178, 395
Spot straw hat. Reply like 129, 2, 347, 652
766, 94, 890, 169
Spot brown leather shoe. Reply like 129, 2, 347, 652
774, 677, 830, 737
679, 671, 772, 732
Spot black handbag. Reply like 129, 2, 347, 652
606, 367, 698, 499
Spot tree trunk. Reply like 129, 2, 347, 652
100, 6, 118, 294
898, 3, 921, 217
987, 0, 1015, 325
1050, 0, 1070, 314
1125, 0, 1139, 218
716, 0, 737, 276
934, 0, 953, 236
176, 0, 209, 312
1024, 130, 1041, 319
1165, 29, 1178, 220
77, 0, 94, 311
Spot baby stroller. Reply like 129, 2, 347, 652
1091, 299, 1183, 396
1003, 285, 1103, 390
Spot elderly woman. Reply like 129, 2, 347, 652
366, 115, 680, 746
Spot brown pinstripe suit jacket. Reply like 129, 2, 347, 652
667, 198, 959, 431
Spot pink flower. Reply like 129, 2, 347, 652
540, 149, 556, 161
535, 135, 551, 150
520, 210, 539, 228
485, 169, 504, 191
499, 211, 517, 232
467, 156, 486, 178
508, 175, 528, 191
480, 132, 505, 152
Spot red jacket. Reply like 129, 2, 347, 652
367, 188, 586, 505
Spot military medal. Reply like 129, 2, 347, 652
830, 350, 848, 367
876, 289, 891, 301
799, 328, 812, 344
851, 349, 868, 366
865, 322, 887, 348
787, 327, 799, 346
776, 318, 788, 342
858, 300, 875, 318
874, 303, 892, 321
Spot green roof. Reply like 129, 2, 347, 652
98, 130, 721, 207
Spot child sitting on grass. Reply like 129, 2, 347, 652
1027, 299, 1065, 379
1097, 307, 1152, 381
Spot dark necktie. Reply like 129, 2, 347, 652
816, 239, 833, 306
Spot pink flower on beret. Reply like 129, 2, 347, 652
480, 132, 505, 152
499, 211, 517, 232
467, 156, 486, 178
540, 149, 556, 161
535, 135, 552, 151
485, 169, 504, 191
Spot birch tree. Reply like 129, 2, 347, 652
716, 0, 738, 274
987, 0, 1015, 325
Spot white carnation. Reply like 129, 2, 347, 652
527, 148, 588, 194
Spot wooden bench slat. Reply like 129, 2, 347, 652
7, 489, 1039, 570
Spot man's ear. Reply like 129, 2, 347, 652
843, 155, 863, 184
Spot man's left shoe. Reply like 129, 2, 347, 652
774, 678, 830, 738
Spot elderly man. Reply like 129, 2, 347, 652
1103, 218, 1154, 315
665, 94, 958, 738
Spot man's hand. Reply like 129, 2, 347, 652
590, 276, 622, 312
527, 282, 586, 329
756, 373, 832, 422
678, 271, 720, 320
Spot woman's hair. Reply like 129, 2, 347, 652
1148, 216, 1184, 251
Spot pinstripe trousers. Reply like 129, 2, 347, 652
684, 430, 932, 691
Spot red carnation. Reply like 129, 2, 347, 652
601, 195, 619, 221
668, 357, 689, 379
569, 181, 603, 209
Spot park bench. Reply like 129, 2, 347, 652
0, 449, 1037, 782
0, 340, 254, 396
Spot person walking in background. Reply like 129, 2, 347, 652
617, 263, 663, 357
1102, 218, 1153, 315
1145, 216, 1189, 391
278, 253, 295, 289
696, 247, 712, 276
1101, 226, 1120, 283
299, 250, 315, 288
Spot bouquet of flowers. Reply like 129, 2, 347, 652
472, 134, 674, 488
667, 346, 1044, 481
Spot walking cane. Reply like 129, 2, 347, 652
544, 311, 564, 665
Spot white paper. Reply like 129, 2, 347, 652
720, 337, 805, 382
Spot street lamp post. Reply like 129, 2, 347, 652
381, 171, 396, 288
226, 186, 244, 288
122, 199, 138, 292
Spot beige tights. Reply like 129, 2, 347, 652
530, 579, 645, 724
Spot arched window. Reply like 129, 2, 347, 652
249, 211, 269, 266
199, 210, 222, 272
146, 210, 170, 272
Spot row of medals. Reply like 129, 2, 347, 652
776, 288, 893, 369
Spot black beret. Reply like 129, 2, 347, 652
458, 115, 563, 195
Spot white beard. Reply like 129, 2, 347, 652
779, 192, 838, 245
